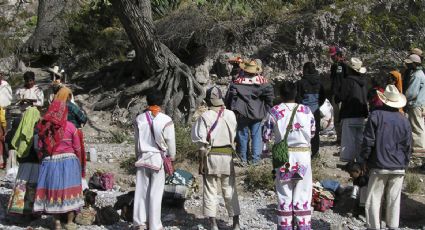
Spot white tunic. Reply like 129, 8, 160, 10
134, 111, 176, 170
0, 80, 12, 107
15, 85, 44, 107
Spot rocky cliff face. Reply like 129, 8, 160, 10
157, 0, 425, 84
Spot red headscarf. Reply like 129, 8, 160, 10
37, 100, 68, 155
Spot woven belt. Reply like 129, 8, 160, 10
288, 147, 310, 152
209, 146, 233, 155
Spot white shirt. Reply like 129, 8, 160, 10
134, 111, 176, 158
15, 85, 44, 107
263, 103, 315, 147
0, 80, 12, 107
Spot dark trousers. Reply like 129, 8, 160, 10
311, 109, 321, 157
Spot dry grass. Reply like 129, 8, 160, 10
405, 172, 422, 194
244, 163, 275, 191
311, 155, 327, 182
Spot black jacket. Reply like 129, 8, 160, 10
330, 61, 347, 102
225, 77, 274, 121
296, 73, 326, 112
339, 75, 368, 120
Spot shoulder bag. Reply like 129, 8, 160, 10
271, 104, 299, 169
145, 112, 174, 176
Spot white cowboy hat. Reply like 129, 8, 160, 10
349, 57, 367, 74
47, 66, 63, 78
377, 84, 406, 109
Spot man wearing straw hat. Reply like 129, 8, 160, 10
338, 58, 368, 162
359, 85, 412, 230
225, 59, 274, 165
405, 54, 425, 154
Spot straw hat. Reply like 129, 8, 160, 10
206, 86, 224, 106
348, 57, 367, 74
47, 66, 63, 78
377, 85, 406, 109
239, 60, 262, 74
411, 48, 423, 57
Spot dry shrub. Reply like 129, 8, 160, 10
311, 155, 326, 182
244, 164, 275, 191
405, 172, 422, 194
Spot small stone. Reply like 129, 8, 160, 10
266, 190, 275, 196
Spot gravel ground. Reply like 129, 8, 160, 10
0, 135, 423, 230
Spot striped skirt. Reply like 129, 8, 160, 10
33, 153, 84, 214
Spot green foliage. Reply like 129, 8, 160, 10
67, 1, 128, 71
120, 155, 137, 174
25, 16, 37, 27
244, 164, 275, 191
405, 172, 422, 194
335, 1, 425, 55
174, 125, 198, 163
152, 0, 182, 18
109, 130, 132, 143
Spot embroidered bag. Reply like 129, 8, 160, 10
100, 172, 114, 190
272, 104, 299, 169
145, 112, 174, 176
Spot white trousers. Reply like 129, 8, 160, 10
408, 106, 425, 150
365, 171, 404, 230
133, 167, 165, 230
276, 151, 312, 230
203, 174, 240, 218
340, 118, 365, 162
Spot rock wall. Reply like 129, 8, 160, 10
157, 0, 425, 84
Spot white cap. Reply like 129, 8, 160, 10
404, 54, 421, 64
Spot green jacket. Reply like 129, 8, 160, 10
11, 107, 40, 158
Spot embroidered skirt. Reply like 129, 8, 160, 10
33, 153, 84, 214
8, 163, 39, 214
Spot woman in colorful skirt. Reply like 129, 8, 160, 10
54, 87, 87, 178
263, 82, 315, 230
33, 100, 84, 230
8, 107, 40, 217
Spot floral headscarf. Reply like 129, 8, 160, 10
37, 100, 68, 155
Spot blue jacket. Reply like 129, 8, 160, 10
360, 109, 412, 170
406, 67, 425, 108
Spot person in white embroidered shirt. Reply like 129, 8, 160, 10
192, 86, 241, 230
15, 71, 44, 108
263, 81, 315, 230
133, 90, 176, 230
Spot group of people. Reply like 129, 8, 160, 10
328, 46, 423, 230
135, 48, 421, 230
0, 68, 87, 230
0, 45, 423, 230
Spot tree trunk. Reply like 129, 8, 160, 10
22, 0, 79, 54
110, 0, 204, 122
